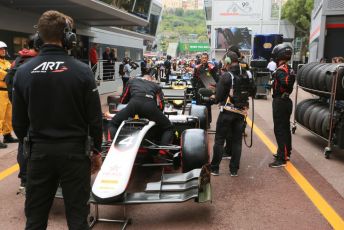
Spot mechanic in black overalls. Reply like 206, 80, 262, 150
269, 44, 295, 168
210, 51, 250, 176
223, 45, 252, 159
192, 53, 218, 127
109, 68, 173, 146
12, 11, 103, 229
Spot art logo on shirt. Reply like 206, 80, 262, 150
31, 61, 68, 73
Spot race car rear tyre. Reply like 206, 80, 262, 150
190, 104, 208, 130
181, 129, 209, 173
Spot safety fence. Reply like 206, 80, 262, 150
91, 60, 142, 83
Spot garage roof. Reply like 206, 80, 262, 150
0, 0, 149, 27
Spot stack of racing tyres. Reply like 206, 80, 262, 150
294, 63, 344, 156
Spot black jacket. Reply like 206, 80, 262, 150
272, 64, 295, 97
13, 44, 103, 151
192, 63, 218, 89
215, 71, 232, 104
120, 77, 164, 110
216, 64, 252, 109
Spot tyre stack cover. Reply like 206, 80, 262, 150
295, 99, 332, 138
297, 63, 344, 99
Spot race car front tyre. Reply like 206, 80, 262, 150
181, 128, 209, 172
190, 104, 208, 130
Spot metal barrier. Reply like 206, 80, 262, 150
91, 60, 142, 83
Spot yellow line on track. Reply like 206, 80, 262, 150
0, 164, 19, 181
246, 117, 344, 230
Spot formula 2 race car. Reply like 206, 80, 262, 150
84, 99, 211, 228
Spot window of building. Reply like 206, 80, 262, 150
13, 37, 29, 54
125, 49, 130, 58
133, 0, 152, 19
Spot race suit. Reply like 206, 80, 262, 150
272, 64, 295, 162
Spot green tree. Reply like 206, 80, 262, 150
157, 9, 208, 55
175, 8, 184, 17
198, 35, 209, 42
282, 0, 314, 35
282, 0, 314, 60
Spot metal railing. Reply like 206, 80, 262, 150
91, 60, 142, 83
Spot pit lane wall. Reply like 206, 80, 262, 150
309, 0, 344, 62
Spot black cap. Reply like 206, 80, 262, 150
227, 45, 241, 59
223, 51, 239, 64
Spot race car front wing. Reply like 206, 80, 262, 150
55, 165, 211, 229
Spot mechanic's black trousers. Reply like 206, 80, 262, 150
17, 140, 27, 184
272, 97, 292, 161
110, 98, 173, 145
122, 77, 129, 93
25, 142, 90, 230
211, 111, 244, 173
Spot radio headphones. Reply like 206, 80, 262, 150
224, 56, 232, 65
31, 33, 43, 50
34, 19, 77, 50
63, 20, 77, 50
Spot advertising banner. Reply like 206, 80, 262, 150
213, 0, 261, 22
215, 27, 252, 50
179, 43, 210, 52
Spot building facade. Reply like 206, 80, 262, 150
163, 0, 183, 9
164, 0, 203, 10
309, 0, 344, 62
204, 0, 295, 60
0, 0, 162, 94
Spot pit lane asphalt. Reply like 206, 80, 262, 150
0, 82, 344, 229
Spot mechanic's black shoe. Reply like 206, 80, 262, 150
16, 181, 26, 195
0, 141, 7, 148
211, 169, 219, 176
3, 135, 19, 143
269, 159, 286, 168
230, 171, 238, 177
273, 153, 290, 161
20, 182, 26, 189
222, 153, 232, 160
